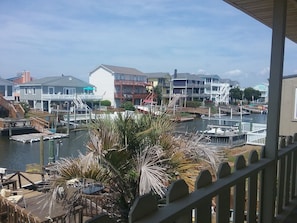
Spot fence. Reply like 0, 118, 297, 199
128, 134, 297, 223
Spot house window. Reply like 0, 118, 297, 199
0, 85, 5, 96
25, 88, 28, 95
63, 88, 75, 95
7, 86, 12, 96
49, 87, 54, 94
32, 88, 36, 95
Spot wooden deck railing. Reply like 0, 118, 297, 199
80, 194, 111, 217
0, 95, 19, 118
127, 134, 297, 223
0, 198, 83, 223
30, 117, 50, 133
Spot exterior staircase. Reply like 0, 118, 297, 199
142, 92, 156, 105
30, 117, 52, 134
215, 83, 230, 105
0, 95, 24, 118
168, 94, 183, 108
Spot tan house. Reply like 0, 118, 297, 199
280, 74, 297, 136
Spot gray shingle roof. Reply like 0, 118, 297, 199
173, 73, 203, 81
146, 72, 171, 79
90, 64, 145, 76
0, 77, 14, 85
19, 75, 94, 88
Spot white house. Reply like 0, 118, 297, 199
89, 64, 149, 108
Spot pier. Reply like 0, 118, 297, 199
10, 132, 68, 143
0, 117, 68, 143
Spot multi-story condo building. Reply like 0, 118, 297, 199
170, 71, 205, 107
170, 71, 237, 106
89, 64, 149, 108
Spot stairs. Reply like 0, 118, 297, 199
0, 95, 24, 118
168, 94, 182, 108
142, 92, 156, 105
215, 84, 230, 105
30, 117, 52, 134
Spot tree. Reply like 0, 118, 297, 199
243, 87, 261, 103
153, 85, 162, 105
48, 113, 224, 222
229, 87, 243, 103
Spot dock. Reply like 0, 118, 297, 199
10, 132, 68, 143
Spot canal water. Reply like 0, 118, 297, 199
0, 114, 267, 171
0, 130, 88, 171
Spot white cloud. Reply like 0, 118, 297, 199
0, 0, 294, 88
225, 69, 243, 77
259, 67, 270, 76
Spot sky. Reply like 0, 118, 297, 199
1, 0, 297, 87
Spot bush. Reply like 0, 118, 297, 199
120, 101, 135, 111
186, 100, 201, 108
101, 100, 111, 106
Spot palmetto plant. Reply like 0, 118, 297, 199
49, 112, 224, 222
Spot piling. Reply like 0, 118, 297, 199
48, 139, 55, 163
40, 136, 44, 168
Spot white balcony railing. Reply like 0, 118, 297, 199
41, 93, 102, 101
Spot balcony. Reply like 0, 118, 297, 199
114, 80, 148, 87
114, 92, 148, 100
41, 93, 102, 101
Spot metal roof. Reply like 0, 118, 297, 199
224, 0, 297, 44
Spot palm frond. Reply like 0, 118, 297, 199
137, 146, 169, 197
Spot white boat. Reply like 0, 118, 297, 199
203, 125, 240, 135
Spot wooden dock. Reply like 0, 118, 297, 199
10, 132, 68, 143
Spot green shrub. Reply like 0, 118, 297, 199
186, 100, 201, 108
120, 101, 135, 111
101, 100, 111, 106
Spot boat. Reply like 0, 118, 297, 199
202, 125, 240, 135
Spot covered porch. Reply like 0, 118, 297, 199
127, 0, 297, 222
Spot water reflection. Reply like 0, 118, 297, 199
0, 130, 88, 171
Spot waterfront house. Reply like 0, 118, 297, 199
0, 77, 14, 101
170, 70, 235, 107
170, 70, 204, 107
89, 64, 149, 108
146, 72, 171, 105
7, 71, 33, 102
197, 74, 234, 105
127, 0, 297, 222
253, 83, 269, 103
19, 75, 99, 113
